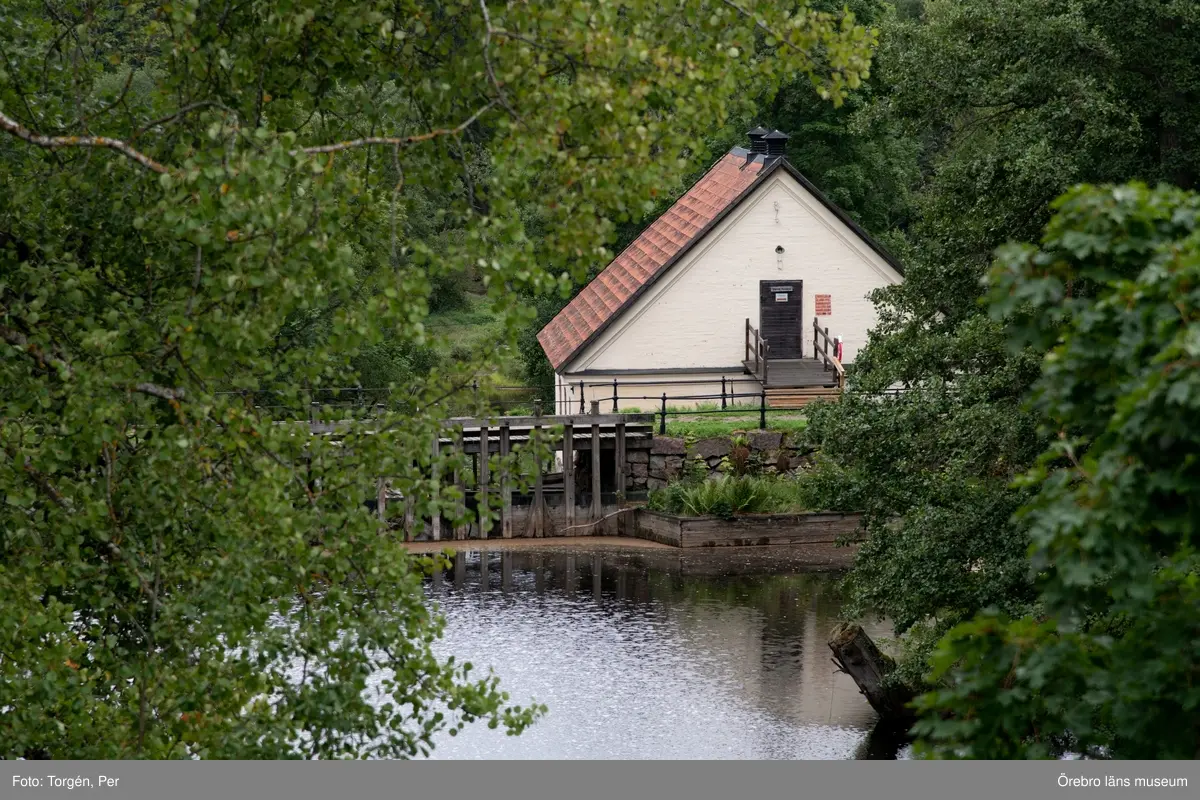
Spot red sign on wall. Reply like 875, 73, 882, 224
815, 294, 832, 315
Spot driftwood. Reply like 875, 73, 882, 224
828, 623, 915, 722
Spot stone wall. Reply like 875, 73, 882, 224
637, 431, 812, 491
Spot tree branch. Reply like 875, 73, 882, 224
2, 100, 498, 172
720, 0, 821, 58
0, 323, 73, 377
132, 383, 186, 402
0, 109, 170, 173
297, 100, 498, 155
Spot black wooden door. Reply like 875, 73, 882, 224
759, 280, 804, 359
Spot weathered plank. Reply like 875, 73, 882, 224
633, 509, 683, 546
376, 477, 389, 522
430, 435, 441, 542
531, 419, 544, 538
562, 422, 575, 530
478, 424, 489, 539
615, 422, 626, 503
590, 422, 601, 523
499, 424, 512, 539
453, 428, 468, 540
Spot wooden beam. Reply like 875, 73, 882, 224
403, 466, 415, 542
531, 419, 544, 538
562, 422, 575, 530
376, 477, 388, 522
501, 551, 512, 592
438, 412, 655, 428
590, 421, 601, 523
454, 428, 468, 540
478, 424, 489, 539
499, 423, 512, 539
430, 435, 441, 542
615, 422, 626, 506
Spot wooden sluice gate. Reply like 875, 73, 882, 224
326, 411, 656, 541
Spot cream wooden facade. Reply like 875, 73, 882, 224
552, 169, 903, 413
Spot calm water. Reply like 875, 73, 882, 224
416, 546, 898, 760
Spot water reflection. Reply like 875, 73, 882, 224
420, 548, 895, 760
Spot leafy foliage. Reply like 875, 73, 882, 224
648, 475, 810, 519
913, 183, 1200, 759
801, 0, 1200, 676
0, 0, 874, 758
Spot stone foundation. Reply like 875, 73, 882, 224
637, 431, 812, 490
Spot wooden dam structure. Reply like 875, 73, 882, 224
315, 409, 657, 541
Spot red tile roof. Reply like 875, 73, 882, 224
538, 149, 767, 370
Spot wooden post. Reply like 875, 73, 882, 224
430, 434, 441, 542
403, 463, 415, 542
829, 623, 916, 723
478, 424, 489, 539
531, 418, 544, 538
562, 422, 575, 530
454, 428, 468, 540
454, 550, 466, 588
566, 554, 576, 594
615, 422, 626, 507
499, 423, 512, 539
501, 551, 512, 592
592, 553, 602, 601
376, 477, 389, 522
481, 550, 489, 592
590, 419, 601, 524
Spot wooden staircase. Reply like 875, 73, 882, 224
765, 386, 842, 409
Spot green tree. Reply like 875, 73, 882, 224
802, 0, 1200, 686
0, 0, 874, 758
914, 183, 1200, 759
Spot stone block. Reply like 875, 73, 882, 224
651, 436, 686, 455
647, 477, 668, 491
628, 450, 649, 464
748, 430, 782, 451
631, 461, 649, 478
689, 437, 730, 459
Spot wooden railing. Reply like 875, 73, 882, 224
812, 317, 846, 390
745, 318, 770, 385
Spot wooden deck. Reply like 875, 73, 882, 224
741, 358, 840, 388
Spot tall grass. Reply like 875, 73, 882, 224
646, 474, 809, 519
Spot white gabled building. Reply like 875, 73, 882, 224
538, 128, 904, 413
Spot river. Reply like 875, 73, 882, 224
416, 545, 902, 759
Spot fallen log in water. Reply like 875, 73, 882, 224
828, 622, 916, 723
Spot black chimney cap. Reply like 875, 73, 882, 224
764, 129, 789, 157
747, 126, 769, 154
